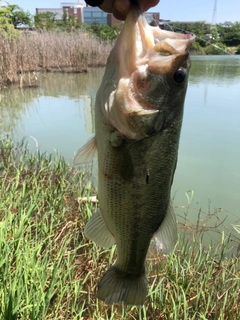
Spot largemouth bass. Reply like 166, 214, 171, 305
74, 6, 195, 305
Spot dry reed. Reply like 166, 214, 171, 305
0, 31, 112, 88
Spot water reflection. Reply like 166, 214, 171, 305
0, 87, 38, 133
190, 55, 240, 85
0, 69, 105, 158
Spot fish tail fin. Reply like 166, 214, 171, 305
97, 265, 147, 305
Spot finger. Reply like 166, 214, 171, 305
113, 0, 131, 20
99, 0, 114, 13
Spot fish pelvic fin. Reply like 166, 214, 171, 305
97, 265, 147, 305
73, 135, 97, 165
154, 202, 178, 255
84, 209, 115, 248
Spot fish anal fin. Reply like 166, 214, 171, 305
73, 135, 97, 165
97, 265, 147, 305
154, 203, 178, 255
84, 210, 115, 248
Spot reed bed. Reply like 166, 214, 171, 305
0, 136, 239, 320
0, 31, 112, 88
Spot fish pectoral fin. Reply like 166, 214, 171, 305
73, 135, 97, 165
154, 203, 178, 255
84, 209, 115, 248
97, 265, 147, 305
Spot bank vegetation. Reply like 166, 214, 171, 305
0, 31, 112, 89
0, 136, 239, 319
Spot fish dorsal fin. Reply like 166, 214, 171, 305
84, 209, 115, 248
73, 135, 97, 165
154, 202, 178, 255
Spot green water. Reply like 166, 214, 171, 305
1, 56, 240, 249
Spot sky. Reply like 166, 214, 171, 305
6, 0, 240, 23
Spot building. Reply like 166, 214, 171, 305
35, 8, 66, 20
61, 0, 86, 9
84, 7, 108, 25
36, 1, 86, 22
61, 0, 86, 22
36, 1, 160, 27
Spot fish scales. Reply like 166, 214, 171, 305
98, 120, 180, 263
74, 5, 195, 305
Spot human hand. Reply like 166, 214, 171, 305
85, 0, 160, 20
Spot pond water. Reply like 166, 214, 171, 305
1, 55, 240, 249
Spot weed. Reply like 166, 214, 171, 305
0, 136, 239, 319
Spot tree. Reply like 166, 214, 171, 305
87, 21, 120, 41
217, 22, 240, 47
0, 3, 11, 25
55, 9, 82, 31
0, 3, 18, 36
34, 11, 57, 30
0, 4, 32, 27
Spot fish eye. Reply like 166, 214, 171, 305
173, 68, 186, 84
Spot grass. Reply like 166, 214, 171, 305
0, 31, 112, 88
0, 136, 239, 319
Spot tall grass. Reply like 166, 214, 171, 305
0, 136, 239, 319
0, 31, 112, 88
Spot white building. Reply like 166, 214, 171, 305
61, 1, 87, 9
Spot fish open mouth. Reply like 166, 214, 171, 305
114, 6, 195, 79
102, 6, 195, 140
